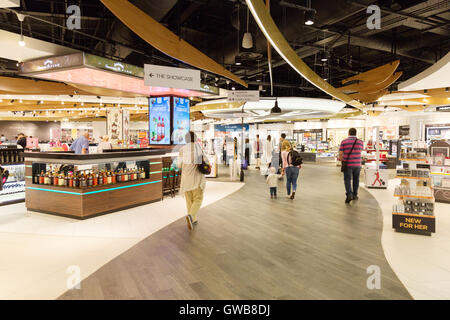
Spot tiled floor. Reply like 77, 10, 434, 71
0, 180, 244, 299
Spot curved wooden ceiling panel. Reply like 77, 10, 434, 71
100, 0, 247, 88
349, 90, 388, 103
341, 60, 400, 85
338, 72, 403, 94
245, 0, 364, 110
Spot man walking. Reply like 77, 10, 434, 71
253, 134, 262, 170
339, 128, 364, 204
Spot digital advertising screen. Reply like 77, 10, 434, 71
172, 97, 190, 145
149, 96, 171, 145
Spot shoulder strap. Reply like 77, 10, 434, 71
344, 139, 359, 161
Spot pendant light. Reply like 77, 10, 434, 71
17, 13, 25, 47
304, 0, 314, 25
242, 7, 253, 49
271, 98, 281, 114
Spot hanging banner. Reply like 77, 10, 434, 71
227, 90, 260, 102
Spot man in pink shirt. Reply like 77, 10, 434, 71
339, 128, 364, 203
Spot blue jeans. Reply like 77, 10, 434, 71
270, 187, 277, 196
343, 166, 361, 198
285, 166, 299, 195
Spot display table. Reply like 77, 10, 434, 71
24, 149, 176, 219
0, 147, 25, 205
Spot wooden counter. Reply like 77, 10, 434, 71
24, 149, 175, 219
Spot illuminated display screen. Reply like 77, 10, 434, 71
149, 97, 171, 145
172, 97, 190, 145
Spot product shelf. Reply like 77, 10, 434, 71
395, 176, 431, 180
399, 158, 428, 162
392, 212, 435, 218
394, 194, 434, 199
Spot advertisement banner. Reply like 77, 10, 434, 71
173, 97, 190, 145
149, 97, 171, 145
214, 124, 250, 137
19, 52, 84, 74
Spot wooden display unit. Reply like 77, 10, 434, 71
24, 149, 176, 219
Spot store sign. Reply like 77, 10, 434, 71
215, 124, 249, 133
392, 214, 435, 233
144, 64, 201, 90
19, 52, 84, 74
200, 83, 220, 95
227, 90, 260, 102
436, 106, 450, 112
85, 53, 144, 78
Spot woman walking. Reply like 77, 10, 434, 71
264, 135, 273, 170
178, 131, 206, 230
281, 140, 301, 200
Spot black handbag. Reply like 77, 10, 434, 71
196, 145, 211, 175
341, 139, 358, 173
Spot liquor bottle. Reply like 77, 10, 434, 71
59, 173, 65, 186
93, 172, 98, 187
69, 173, 74, 188
107, 171, 112, 184
50, 172, 55, 186
39, 171, 45, 184
98, 171, 104, 186
140, 168, 146, 180
65, 174, 69, 187
111, 171, 116, 184
33, 172, 39, 184
80, 173, 87, 188
45, 172, 51, 185
161, 118, 165, 139
87, 172, 93, 187
74, 173, 80, 188
123, 169, 129, 182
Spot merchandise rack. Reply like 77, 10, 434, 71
392, 150, 436, 236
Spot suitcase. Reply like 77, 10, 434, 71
242, 160, 248, 170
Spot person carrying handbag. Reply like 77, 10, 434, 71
178, 131, 207, 230
339, 128, 364, 204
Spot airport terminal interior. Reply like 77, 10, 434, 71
0, 0, 450, 300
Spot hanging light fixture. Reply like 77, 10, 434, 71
304, 0, 315, 25
270, 98, 281, 114
242, 7, 253, 49
17, 13, 26, 47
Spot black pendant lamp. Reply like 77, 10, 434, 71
271, 98, 281, 114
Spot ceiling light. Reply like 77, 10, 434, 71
61, 101, 64, 105
242, 32, 253, 49
81, 102, 84, 106
270, 98, 282, 114
304, 10, 315, 25
19, 99, 23, 103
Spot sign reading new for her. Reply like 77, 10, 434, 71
144, 64, 201, 90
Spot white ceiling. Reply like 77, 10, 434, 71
0, 29, 79, 62
398, 51, 450, 91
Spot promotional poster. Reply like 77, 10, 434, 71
172, 97, 190, 144
149, 96, 171, 145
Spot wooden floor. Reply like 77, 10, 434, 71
59, 164, 412, 300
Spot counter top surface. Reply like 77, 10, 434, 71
24, 148, 178, 164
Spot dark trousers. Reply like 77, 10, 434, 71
270, 187, 277, 196
245, 148, 250, 164
343, 166, 361, 198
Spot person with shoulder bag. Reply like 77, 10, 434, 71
339, 128, 364, 204
281, 140, 302, 200
178, 131, 207, 230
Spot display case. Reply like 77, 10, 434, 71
24, 149, 177, 219
393, 150, 435, 236
0, 147, 25, 205
429, 141, 450, 203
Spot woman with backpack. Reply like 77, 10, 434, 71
281, 140, 302, 200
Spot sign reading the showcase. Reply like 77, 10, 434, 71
144, 64, 201, 90
227, 90, 260, 102
149, 97, 171, 145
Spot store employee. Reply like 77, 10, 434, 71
70, 132, 90, 154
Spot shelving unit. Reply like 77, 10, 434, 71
429, 141, 450, 203
392, 149, 435, 236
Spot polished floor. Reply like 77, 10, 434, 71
58, 165, 412, 300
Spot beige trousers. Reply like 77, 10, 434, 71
184, 187, 204, 222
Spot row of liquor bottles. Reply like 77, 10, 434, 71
0, 149, 24, 164
32, 168, 147, 188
